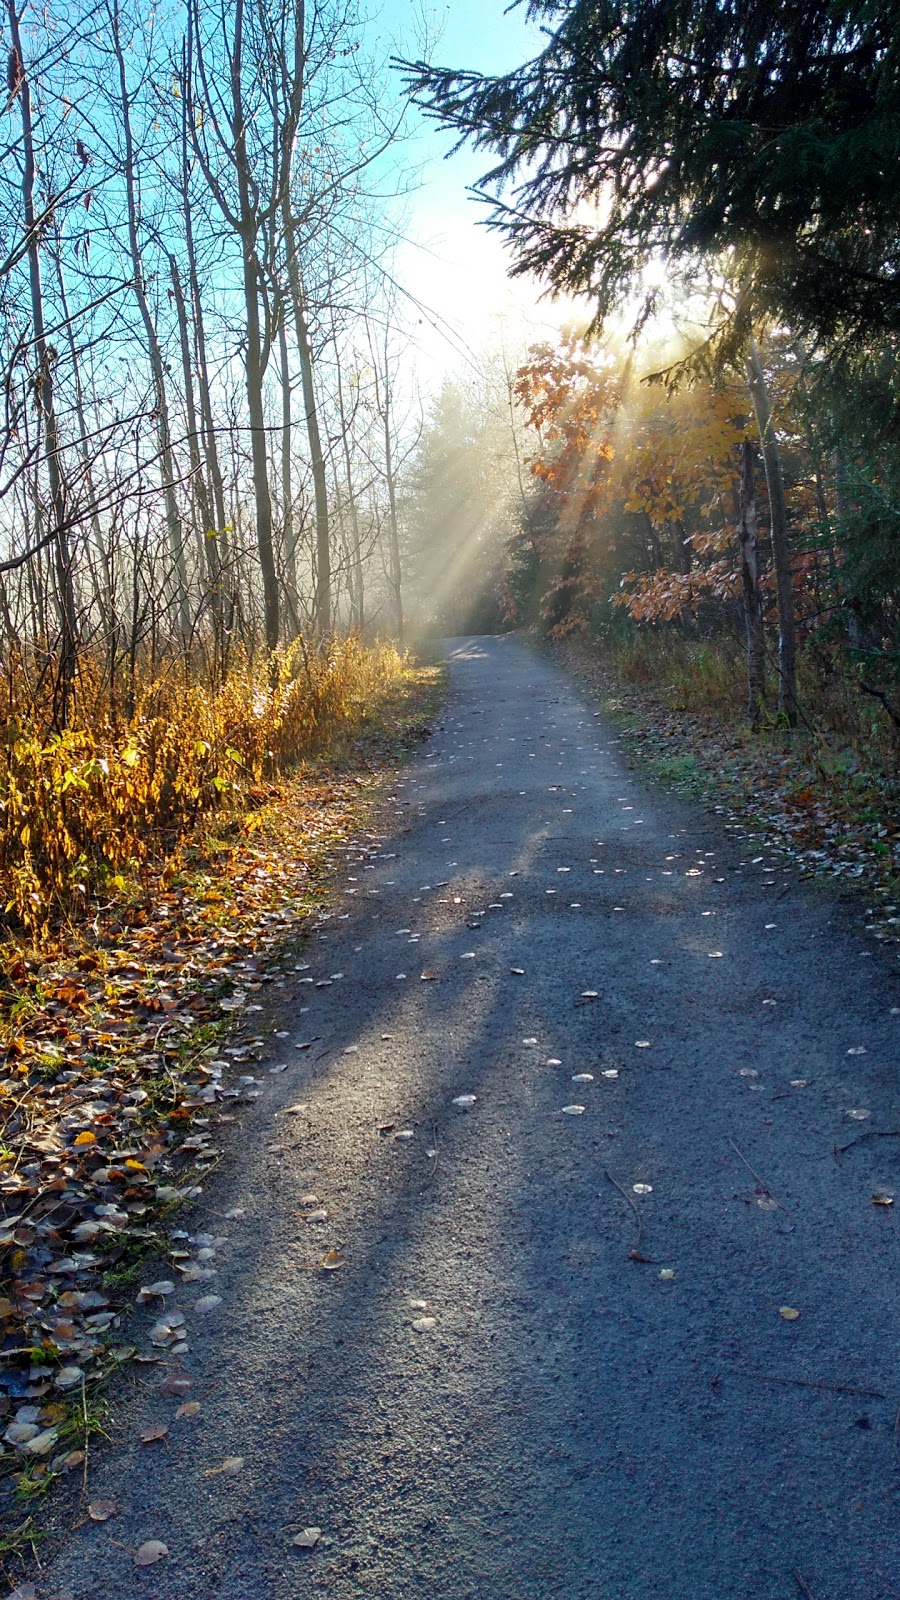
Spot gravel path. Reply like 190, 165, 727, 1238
42, 635, 900, 1600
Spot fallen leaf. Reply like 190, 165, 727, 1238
205, 1454, 244, 1476
452, 1094, 476, 1107
779, 1306, 800, 1321
22, 1428, 59, 1456
420, 970, 438, 981
632, 1183, 653, 1195
194, 1294, 223, 1314
159, 1374, 191, 1396
292, 1527, 321, 1549
846, 1108, 871, 1120
659, 1269, 676, 1281
634, 1040, 651, 1049
411, 1317, 436, 1332
872, 1193, 894, 1207
175, 1400, 201, 1418
88, 1499, 116, 1522
135, 1540, 169, 1567
509, 967, 525, 975
321, 1248, 345, 1270
561, 1104, 585, 1115
54, 1365, 85, 1390
140, 1423, 169, 1444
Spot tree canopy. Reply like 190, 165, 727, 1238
404, 1, 900, 361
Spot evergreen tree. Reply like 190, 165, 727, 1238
404, 1, 900, 362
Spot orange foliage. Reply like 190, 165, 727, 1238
514, 332, 753, 628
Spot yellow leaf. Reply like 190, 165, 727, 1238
74, 1131, 96, 1146
779, 1306, 800, 1321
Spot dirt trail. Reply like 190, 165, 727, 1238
41, 635, 900, 1600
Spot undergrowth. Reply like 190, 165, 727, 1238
548, 633, 900, 941
0, 652, 442, 1546
0, 637, 408, 936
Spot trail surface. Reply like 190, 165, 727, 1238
44, 636, 900, 1600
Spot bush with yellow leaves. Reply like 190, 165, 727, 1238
0, 637, 407, 934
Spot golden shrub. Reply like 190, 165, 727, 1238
0, 638, 407, 933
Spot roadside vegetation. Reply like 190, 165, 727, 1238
0, 648, 438, 1528
400, 1, 900, 920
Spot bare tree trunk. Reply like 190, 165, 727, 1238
371, 330, 403, 643
52, 233, 114, 650
111, 0, 189, 642
179, 58, 228, 547
169, 252, 223, 663
737, 439, 766, 726
382, 393, 403, 646
746, 336, 797, 722
282, 209, 330, 634
277, 312, 300, 634
230, 0, 280, 651
8, 0, 77, 725
335, 363, 364, 629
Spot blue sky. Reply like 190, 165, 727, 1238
373, 0, 570, 382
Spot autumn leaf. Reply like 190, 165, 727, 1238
135, 1540, 168, 1567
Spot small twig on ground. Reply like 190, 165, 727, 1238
736, 1371, 885, 1400
833, 1128, 900, 1156
793, 1570, 816, 1600
727, 1135, 786, 1213
603, 1168, 643, 1252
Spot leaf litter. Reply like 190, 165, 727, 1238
0, 670, 439, 1493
